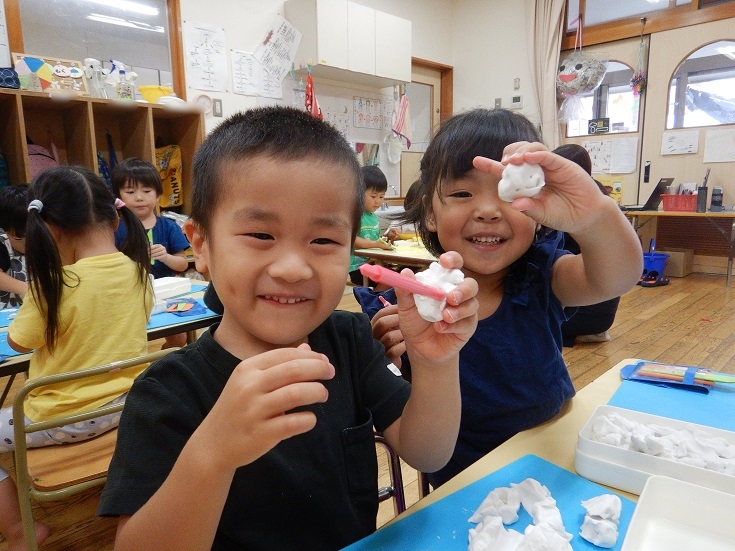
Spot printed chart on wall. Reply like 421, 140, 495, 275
583, 137, 638, 174
182, 21, 228, 92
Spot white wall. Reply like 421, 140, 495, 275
178, 0, 458, 133
451, 0, 538, 123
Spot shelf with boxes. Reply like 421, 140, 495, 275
0, 89, 204, 214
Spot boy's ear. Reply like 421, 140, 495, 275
184, 220, 209, 275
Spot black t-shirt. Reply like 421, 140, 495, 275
99, 313, 411, 551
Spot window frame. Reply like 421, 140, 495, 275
3, 0, 187, 100
563, 0, 735, 50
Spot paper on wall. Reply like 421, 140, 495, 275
584, 138, 637, 174
0, 1, 9, 67
231, 50, 282, 98
183, 21, 228, 92
253, 16, 302, 85
703, 128, 735, 163
661, 130, 699, 155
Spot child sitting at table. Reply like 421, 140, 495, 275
0, 184, 30, 308
372, 108, 642, 488
112, 157, 190, 348
349, 165, 395, 286
0, 166, 153, 550
98, 106, 479, 551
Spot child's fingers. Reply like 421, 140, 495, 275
437, 250, 464, 271
255, 355, 335, 396
445, 277, 479, 309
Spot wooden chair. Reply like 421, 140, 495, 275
11, 348, 176, 551
374, 433, 406, 516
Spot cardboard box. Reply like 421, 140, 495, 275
657, 247, 693, 277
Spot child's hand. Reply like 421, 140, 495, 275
150, 243, 169, 261
371, 304, 405, 368
376, 238, 394, 251
384, 227, 399, 243
473, 142, 612, 234
192, 344, 334, 473
396, 252, 478, 366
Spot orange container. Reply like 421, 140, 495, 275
661, 194, 697, 212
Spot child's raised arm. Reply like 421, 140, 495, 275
113, 345, 334, 551
380, 252, 478, 473
473, 143, 643, 308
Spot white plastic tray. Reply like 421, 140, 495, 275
152, 277, 191, 300
575, 404, 735, 496
621, 475, 735, 550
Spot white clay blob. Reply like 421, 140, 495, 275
413, 262, 464, 322
498, 163, 545, 202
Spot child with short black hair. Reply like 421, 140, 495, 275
348, 165, 394, 285
0, 166, 153, 550
112, 157, 190, 348
0, 184, 30, 307
99, 106, 479, 551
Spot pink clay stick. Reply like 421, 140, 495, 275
359, 264, 446, 301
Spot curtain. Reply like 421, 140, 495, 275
525, 0, 566, 149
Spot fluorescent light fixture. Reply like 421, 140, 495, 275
84, 0, 159, 16
86, 13, 164, 33
716, 45, 735, 61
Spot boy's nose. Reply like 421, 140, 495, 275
268, 250, 313, 282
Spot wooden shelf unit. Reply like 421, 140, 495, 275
0, 89, 204, 214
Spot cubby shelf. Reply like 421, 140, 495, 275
0, 89, 204, 214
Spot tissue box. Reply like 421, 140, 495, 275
152, 277, 191, 300
575, 405, 735, 496
657, 248, 693, 277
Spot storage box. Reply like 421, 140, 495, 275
574, 405, 735, 496
621, 476, 735, 551
656, 247, 693, 277
661, 193, 697, 212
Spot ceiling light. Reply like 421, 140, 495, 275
86, 13, 164, 33
84, 0, 159, 16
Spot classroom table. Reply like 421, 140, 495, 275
346, 356, 735, 549
0, 281, 221, 407
353, 245, 437, 268
625, 210, 735, 287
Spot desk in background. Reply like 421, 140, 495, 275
625, 210, 735, 286
353, 246, 436, 269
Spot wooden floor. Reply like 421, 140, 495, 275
2, 273, 735, 549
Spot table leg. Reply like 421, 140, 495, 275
728, 220, 735, 288
186, 330, 197, 344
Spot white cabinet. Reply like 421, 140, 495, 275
286, 0, 411, 87
375, 10, 412, 82
347, 2, 375, 75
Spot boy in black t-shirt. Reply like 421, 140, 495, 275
99, 107, 478, 550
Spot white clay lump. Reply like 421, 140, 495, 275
414, 261, 465, 323
498, 162, 545, 202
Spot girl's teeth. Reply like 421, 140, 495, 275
265, 296, 305, 304
472, 236, 501, 244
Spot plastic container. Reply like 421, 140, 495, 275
138, 85, 174, 103
642, 252, 668, 276
661, 193, 697, 212
621, 475, 735, 550
152, 277, 191, 300
574, 405, 735, 496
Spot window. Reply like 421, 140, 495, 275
566, 61, 640, 137
667, 40, 735, 128
14, 0, 179, 92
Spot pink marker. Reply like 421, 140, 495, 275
378, 295, 392, 308
360, 264, 446, 301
